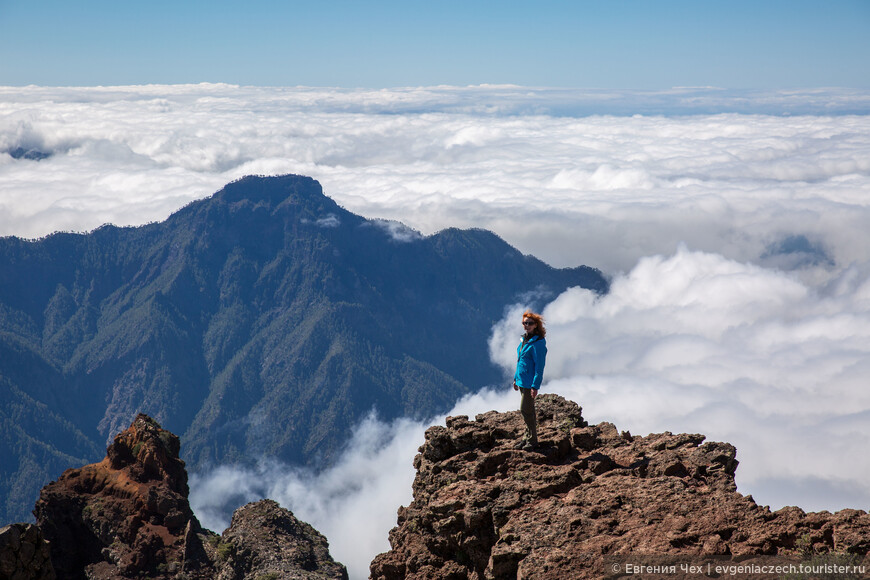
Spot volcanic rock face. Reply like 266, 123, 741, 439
370, 395, 870, 579
31, 414, 347, 580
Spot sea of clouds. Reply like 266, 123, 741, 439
3, 84, 870, 579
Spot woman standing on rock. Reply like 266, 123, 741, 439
513, 310, 547, 450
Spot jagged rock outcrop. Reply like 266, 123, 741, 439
370, 394, 870, 579
0, 523, 55, 580
34, 413, 212, 579
214, 499, 347, 580
31, 414, 346, 580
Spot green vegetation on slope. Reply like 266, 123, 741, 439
0, 174, 607, 523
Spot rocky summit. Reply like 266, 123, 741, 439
370, 394, 870, 579
30, 414, 346, 580
34, 413, 200, 579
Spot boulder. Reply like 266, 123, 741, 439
214, 499, 347, 580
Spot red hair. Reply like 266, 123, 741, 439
522, 311, 546, 338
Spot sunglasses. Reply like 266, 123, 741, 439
522, 320, 536, 326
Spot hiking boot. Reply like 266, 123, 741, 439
521, 440, 538, 451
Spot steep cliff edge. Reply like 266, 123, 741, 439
30, 414, 346, 580
370, 395, 870, 579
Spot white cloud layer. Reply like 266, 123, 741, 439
5, 84, 870, 578
2, 85, 870, 276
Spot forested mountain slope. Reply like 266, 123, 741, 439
0, 174, 607, 523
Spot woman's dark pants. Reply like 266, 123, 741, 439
520, 388, 538, 445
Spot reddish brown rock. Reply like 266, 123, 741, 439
370, 394, 870, 579
31, 413, 348, 580
33, 413, 213, 579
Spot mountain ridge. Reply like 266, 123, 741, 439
0, 174, 608, 524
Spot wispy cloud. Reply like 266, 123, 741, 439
190, 391, 515, 580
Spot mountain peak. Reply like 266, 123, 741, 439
34, 414, 203, 578
104, 412, 187, 490
214, 174, 337, 210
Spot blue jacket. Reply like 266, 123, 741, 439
514, 335, 547, 390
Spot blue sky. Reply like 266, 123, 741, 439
1, 0, 869, 88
